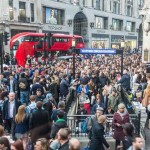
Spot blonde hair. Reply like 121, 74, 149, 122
15, 105, 26, 124
97, 115, 106, 124
145, 84, 150, 96
37, 138, 48, 150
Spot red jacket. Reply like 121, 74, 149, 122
112, 112, 130, 140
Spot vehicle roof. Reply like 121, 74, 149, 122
10, 32, 83, 48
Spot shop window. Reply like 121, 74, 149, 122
43, 7, 65, 25
92, 40, 109, 49
112, 19, 123, 31
30, 3, 34, 22
9, 0, 14, 20
95, 16, 108, 29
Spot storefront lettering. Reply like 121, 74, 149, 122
128, 33, 135, 35
97, 30, 105, 33
48, 26, 63, 30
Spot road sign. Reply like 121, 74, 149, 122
80, 48, 116, 54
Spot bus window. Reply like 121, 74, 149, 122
23, 36, 34, 42
34, 36, 40, 42
76, 38, 83, 43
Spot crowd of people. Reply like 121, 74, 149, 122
0, 52, 148, 150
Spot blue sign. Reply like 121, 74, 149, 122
80, 48, 116, 54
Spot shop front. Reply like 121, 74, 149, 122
111, 35, 124, 49
91, 34, 109, 49
125, 36, 137, 52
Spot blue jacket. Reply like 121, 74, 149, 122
117, 74, 130, 90
59, 79, 69, 96
15, 115, 29, 134
77, 85, 89, 95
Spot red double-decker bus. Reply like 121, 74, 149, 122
10, 32, 84, 67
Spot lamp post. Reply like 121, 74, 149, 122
72, 36, 76, 79
121, 41, 125, 76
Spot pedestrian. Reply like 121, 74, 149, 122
57, 128, 69, 150
2, 92, 21, 140
10, 140, 24, 150
127, 135, 144, 150
29, 101, 50, 143
18, 72, 29, 105
113, 103, 130, 149
122, 123, 135, 150
0, 137, 10, 150
50, 110, 68, 139
34, 138, 49, 150
89, 115, 110, 150
14, 105, 29, 140
51, 101, 67, 122
69, 138, 80, 150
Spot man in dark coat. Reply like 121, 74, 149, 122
50, 110, 67, 139
29, 101, 50, 143
30, 77, 44, 95
58, 128, 69, 150
59, 74, 70, 99
2, 92, 21, 140
117, 70, 130, 91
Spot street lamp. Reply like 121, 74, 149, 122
120, 40, 125, 76
72, 36, 76, 79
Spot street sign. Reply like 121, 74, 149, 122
80, 48, 116, 54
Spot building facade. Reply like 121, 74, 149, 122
0, 0, 144, 52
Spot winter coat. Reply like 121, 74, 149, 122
50, 118, 67, 139
117, 74, 130, 90
15, 115, 29, 134
59, 79, 69, 96
108, 93, 121, 112
90, 122, 109, 150
112, 111, 130, 140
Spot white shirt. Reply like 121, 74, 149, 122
132, 74, 138, 83
9, 100, 15, 118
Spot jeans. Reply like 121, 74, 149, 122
20, 91, 29, 105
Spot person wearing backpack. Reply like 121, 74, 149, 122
18, 73, 29, 105
26, 95, 37, 115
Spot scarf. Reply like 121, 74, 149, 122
117, 110, 127, 120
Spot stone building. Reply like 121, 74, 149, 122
0, 0, 144, 52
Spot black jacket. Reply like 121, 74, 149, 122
30, 83, 44, 95
29, 109, 50, 143
2, 99, 21, 120
117, 74, 130, 90
101, 95, 108, 112
58, 141, 69, 150
90, 122, 109, 150
18, 77, 29, 91
50, 118, 67, 139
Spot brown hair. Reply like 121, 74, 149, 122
0, 125, 4, 137
11, 140, 24, 150
15, 105, 26, 124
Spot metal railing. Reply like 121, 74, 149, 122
67, 114, 141, 137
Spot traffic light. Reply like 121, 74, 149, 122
47, 33, 52, 49
4, 31, 10, 45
